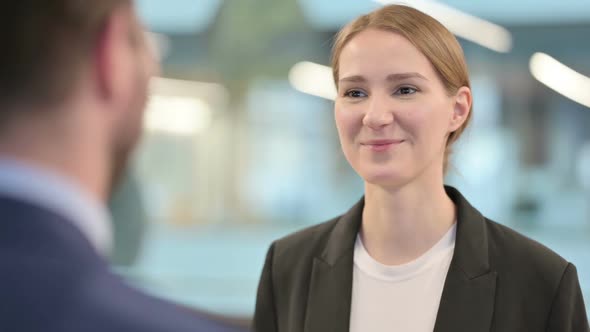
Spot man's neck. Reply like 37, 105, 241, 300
0, 118, 109, 203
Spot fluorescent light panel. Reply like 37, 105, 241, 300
374, 0, 513, 53
529, 52, 590, 108
288, 61, 337, 100
144, 77, 225, 135
145, 96, 213, 136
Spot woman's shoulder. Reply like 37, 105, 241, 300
449, 186, 571, 280
482, 217, 570, 278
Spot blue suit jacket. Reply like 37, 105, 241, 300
0, 196, 244, 332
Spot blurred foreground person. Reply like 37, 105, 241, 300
0, 1, 241, 331
253, 5, 589, 332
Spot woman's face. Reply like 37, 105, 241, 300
335, 28, 470, 189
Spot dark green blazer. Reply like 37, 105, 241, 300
252, 187, 589, 332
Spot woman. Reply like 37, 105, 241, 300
252, 5, 588, 332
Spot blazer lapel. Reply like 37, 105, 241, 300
433, 266, 497, 331
303, 187, 497, 332
434, 187, 497, 332
304, 199, 364, 332
304, 254, 354, 332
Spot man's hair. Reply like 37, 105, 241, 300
0, 0, 130, 111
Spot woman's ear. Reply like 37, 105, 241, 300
449, 86, 472, 132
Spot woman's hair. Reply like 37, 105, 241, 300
331, 4, 472, 172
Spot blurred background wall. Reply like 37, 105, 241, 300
108, 0, 590, 321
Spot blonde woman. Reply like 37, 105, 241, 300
253, 5, 588, 332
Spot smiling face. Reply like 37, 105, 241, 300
335, 28, 471, 189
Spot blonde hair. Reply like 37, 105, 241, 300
331, 4, 472, 172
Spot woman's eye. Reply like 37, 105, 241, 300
344, 90, 367, 98
395, 87, 417, 95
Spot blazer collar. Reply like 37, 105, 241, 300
305, 185, 496, 332
444, 186, 491, 278
318, 185, 491, 276
433, 186, 496, 332
319, 197, 364, 266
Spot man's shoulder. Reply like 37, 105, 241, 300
0, 253, 243, 332
67, 270, 244, 332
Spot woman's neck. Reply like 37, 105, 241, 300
361, 177, 456, 266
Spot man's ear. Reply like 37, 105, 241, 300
93, 5, 133, 103
449, 86, 472, 132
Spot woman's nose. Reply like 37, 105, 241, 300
362, 95, 395, 129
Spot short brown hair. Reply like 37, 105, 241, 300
332, 5, 472, 172
0, 0, 130, 109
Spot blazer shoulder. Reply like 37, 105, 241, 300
484, 217, 569, 279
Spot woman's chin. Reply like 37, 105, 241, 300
360, 168, 411, 189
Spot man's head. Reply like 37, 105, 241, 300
0, 0, 157, 196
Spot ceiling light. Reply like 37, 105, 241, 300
530, 52, 590, 108
288, 61, 337, 100
374, 0, 513, 53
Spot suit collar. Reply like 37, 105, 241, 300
434, 187, 496, 331
444, 186, 491, 278
0, 159, 112, 256
319, 186, 491, 275
306, 186, 496, 332
0, 195, 107, 265
320, 197, 364, 266
305, 198, 362, 332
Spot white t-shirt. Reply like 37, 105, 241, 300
349, 223, 457, 332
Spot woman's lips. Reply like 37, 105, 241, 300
361, 139, 405, 152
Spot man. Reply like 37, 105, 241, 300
0, 1, 241, 331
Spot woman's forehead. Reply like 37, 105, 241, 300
338, 29, 437, 82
